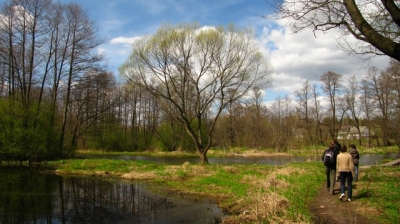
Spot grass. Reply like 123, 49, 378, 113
46, 155, 400, 223
355, 166, 400, 224
273, 163, 325, 222
48, 159, 326, 223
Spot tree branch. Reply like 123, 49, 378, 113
344, 0, 400, 60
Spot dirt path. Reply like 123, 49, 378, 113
310, 182, 375, 224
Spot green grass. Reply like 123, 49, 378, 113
357, 166, 400, 223
271, 162, 325, 222
47, 157, 400, 223
49, 159, 325, 222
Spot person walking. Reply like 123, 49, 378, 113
322, 142, 339, 195
333, 138, 341, 182
349, 144, 360, 181
333, 138, 341, 154
337, 145, 355, 202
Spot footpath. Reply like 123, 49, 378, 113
310, 159, 400, 223
310, 182, 373, 224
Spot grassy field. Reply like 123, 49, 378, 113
48, 159, 322, 223
46, 154, 400, 223
355, 166, 400, 224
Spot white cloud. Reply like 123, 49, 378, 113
260, 21, 391, 102
110, 36, 141, 45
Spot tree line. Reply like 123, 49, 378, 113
1, 0, 399, 162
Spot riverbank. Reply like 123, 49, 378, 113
46, 156, 400, 223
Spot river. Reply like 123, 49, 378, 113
75, 152, 399, 166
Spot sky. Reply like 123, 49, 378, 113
57, 0, 391, 103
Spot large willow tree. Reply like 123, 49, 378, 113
120, 24, 271, 163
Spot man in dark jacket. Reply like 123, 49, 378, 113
333, 138, 341, 181
322, 142, 339, 195
333, 138, 341, 153
349, 144, 360, 181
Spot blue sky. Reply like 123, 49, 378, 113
58, 0, 390, 103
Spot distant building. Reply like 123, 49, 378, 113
338, 126, 375, 140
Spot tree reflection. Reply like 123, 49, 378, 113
0, 168, 177, 223
60, 176, 175, 222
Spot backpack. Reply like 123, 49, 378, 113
323, 150, 335, 166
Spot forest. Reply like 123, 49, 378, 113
1, 0, 399, 162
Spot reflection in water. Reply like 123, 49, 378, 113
0, 168, 220, 223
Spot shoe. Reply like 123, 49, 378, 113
339, 193, 345, 200
347, 199, 351, 202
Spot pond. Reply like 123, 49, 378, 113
0, 167, 221, 224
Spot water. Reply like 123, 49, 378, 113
0, 167, 220, 224
358, 153, 399, 166
75, 153, 399, 166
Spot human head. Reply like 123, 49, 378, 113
340, 145, 347, 152
329, 142, 336, 149
350, 144, 356, 149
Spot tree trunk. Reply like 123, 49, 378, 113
199, 150, 209, 164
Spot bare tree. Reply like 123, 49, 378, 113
343, 75, 362, 144
69, 71, 116, 147
58, 3, 104, 154
295, 80, 314, 145
120, 24, 271, 163
386, 60, 400, 147
360, 69, 378, 147
0, 0, 52, 127
378, 60, 400, 146
320, 71, 343, 138
245, 87, 267, 148
364, 65, 394, 145
267, 0, 400, 61
311, 84, 324, 145
269, 95, 295, 151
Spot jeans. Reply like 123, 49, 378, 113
339, 172, 353, 199
326, 168, 336, 194
354, 165, 358, 180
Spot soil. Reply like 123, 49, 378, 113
310, 181, 376, 224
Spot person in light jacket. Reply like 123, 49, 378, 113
336, 145, 355, 202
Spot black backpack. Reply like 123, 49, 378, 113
323, 150, 335, 166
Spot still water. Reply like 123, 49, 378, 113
0, 167, 220, 224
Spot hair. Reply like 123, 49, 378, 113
350, 144, 356, 149
340, 145, 347, 152
329, 142, 336, 148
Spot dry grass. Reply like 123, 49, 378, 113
121, 170, 158, 179
221, 166, 311, 223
